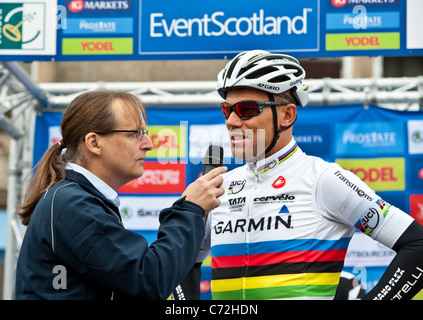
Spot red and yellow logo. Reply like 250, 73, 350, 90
119, 162, 186, 194
336, 158, 405, 191
146, 125, 187, 161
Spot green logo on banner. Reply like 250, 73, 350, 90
1, 3, 24, 49
0, 2, 45, 50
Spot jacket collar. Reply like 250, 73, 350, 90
65, 170, 121, 218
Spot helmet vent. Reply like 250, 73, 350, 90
226, 55, 242, 79
244, 66, 278, 79
268, 75, 291, 83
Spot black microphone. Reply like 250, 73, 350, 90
202, 145, 224, 175
171, 146, 223, 301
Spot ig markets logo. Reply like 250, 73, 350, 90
68, 0, 84, 13
332, 0, 348, 7
66, 0, 132, 13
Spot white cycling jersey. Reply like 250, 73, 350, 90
198, 138, 413, 300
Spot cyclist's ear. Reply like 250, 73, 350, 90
277, 104, 297, 129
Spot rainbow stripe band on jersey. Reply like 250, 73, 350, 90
210, 237, 350, 300
250, 143, 299, 175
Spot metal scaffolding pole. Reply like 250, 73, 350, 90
38, 77, 423, 110
3, 103, 35, 300
0, 62, 44, 300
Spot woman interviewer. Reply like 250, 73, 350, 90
15, 91, 226, 300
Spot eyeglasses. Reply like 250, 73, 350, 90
99, 128, 149, 140
221, 100, 289, 120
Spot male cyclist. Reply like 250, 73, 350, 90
195, 50, 423, 300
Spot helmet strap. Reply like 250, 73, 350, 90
264, 93, 297, 156
264, 93, 282, 155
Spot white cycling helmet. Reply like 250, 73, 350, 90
217, 49, 309, 106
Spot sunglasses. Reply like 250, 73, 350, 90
221, 100, 289, 120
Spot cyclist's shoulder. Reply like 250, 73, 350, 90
296, 150, 337, 174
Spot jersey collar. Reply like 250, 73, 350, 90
247, 137, 299, 175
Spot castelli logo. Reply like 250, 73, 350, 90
69, 0, 84, 12
272, 176, 286, 189
332, 0, 347, 7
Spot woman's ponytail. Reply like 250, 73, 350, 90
18, 141, 66, 225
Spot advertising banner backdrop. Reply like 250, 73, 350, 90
0, 0, 57, 55
1, 0, 423, 61
34, 104, 423, 298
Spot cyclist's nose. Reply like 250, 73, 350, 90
225, 110, 243, 128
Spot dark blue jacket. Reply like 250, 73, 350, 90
15, 170, 205, 300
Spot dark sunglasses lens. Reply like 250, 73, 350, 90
221, 103, 231, 118
236, 101, 260, 118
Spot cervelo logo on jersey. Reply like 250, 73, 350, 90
253, 194, 295, 204
228, 180, 246, 195
213, 214, 292, 235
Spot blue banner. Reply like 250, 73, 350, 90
1, 0, 423, 61
63, 17, 133, 35
34, 104, 423, 298
140, 0, 319, 55
326, 12, 400, 30
335, 121, 405, 156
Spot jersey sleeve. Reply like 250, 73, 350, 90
315, 164, 413, 249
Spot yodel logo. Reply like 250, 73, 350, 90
335, 158, 405, 192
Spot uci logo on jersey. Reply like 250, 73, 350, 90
228, 180, 246, 195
